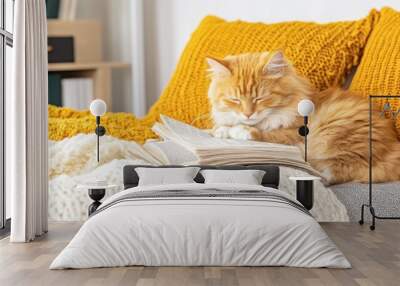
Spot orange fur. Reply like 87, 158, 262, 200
207, 52, 400, 184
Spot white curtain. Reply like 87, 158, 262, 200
9, 0, 48, 242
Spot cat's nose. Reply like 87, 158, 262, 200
242, 112, 253, 119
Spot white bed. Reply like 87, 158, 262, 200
50, 183, 350, 269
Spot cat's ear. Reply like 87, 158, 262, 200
206, 57, 231, 77
263, 51, 288, 78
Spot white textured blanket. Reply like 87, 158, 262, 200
48, 134, 349, 222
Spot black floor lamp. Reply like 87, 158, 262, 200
84, 99, 108, 216
291, 99, 317, 211
297, 99, 315, 162
90, 99, 107, 162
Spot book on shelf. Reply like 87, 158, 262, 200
59, 0, 77, 20
61, 78, 93, 110
134, 115, 322, 177
48, 73, 62, 106
46, 0, 60, 19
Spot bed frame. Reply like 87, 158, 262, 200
123, 165, 280, 189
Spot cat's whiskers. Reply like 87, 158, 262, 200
239, 112, 260, 124
238, 109, 269, 125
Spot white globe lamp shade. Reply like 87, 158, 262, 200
297, 99, 315, 116
90, 99, 107, 117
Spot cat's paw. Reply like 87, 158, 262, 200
213, 126, 231, 138
321, 169, 334, 183
228, 125, 255, 140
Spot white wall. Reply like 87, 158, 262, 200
76, 0, 134, 113
142, 0, 400, 109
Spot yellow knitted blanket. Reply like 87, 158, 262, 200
48, 105, 158, 143
49, 11, 381, 143
350, 7, 400, 130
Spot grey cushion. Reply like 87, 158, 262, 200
135, 167, 201, 186
123, 165, 280, 190
200, 169, 266, 185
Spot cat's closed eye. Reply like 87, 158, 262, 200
227, 97, 241, 104
253, 96, 268, 103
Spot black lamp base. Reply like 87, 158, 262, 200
88, 188, 106, 216
296, 180, 314, 210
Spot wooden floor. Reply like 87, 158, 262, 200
0, 222, 399, 286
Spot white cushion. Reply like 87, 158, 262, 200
200, 169, 266, 185
135, 167, 200, 186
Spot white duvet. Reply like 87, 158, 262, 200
50, 183, 351, 269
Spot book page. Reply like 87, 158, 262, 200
157, 115, 213, 149
143, 140, 169, 164
151, 115, 321, 175
158, 115, 298, 150
121, 140, 162, 165
144, 140, 198, 165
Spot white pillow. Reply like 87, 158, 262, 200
135, 167, 200, 186
200, 169, 266, 185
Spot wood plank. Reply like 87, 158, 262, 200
48, 62, 130, 72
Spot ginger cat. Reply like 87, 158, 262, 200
207, 51, 400, 184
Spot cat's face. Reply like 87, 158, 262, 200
207, 52, 306, 127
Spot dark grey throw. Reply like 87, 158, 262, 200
91, 189, 311, 217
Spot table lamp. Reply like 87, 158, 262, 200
297, 99, 315, 162
90, 99, 107, 162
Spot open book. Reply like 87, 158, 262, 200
143, 115, 321, 176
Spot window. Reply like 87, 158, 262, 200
0, 0, 14, 233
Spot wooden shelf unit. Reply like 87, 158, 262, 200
47, 20, 131, 110
48, 62, 130, 110
48, 62, 130, 109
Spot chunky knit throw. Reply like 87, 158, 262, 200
49, 11, 379, 143
350, 7, 400, 130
